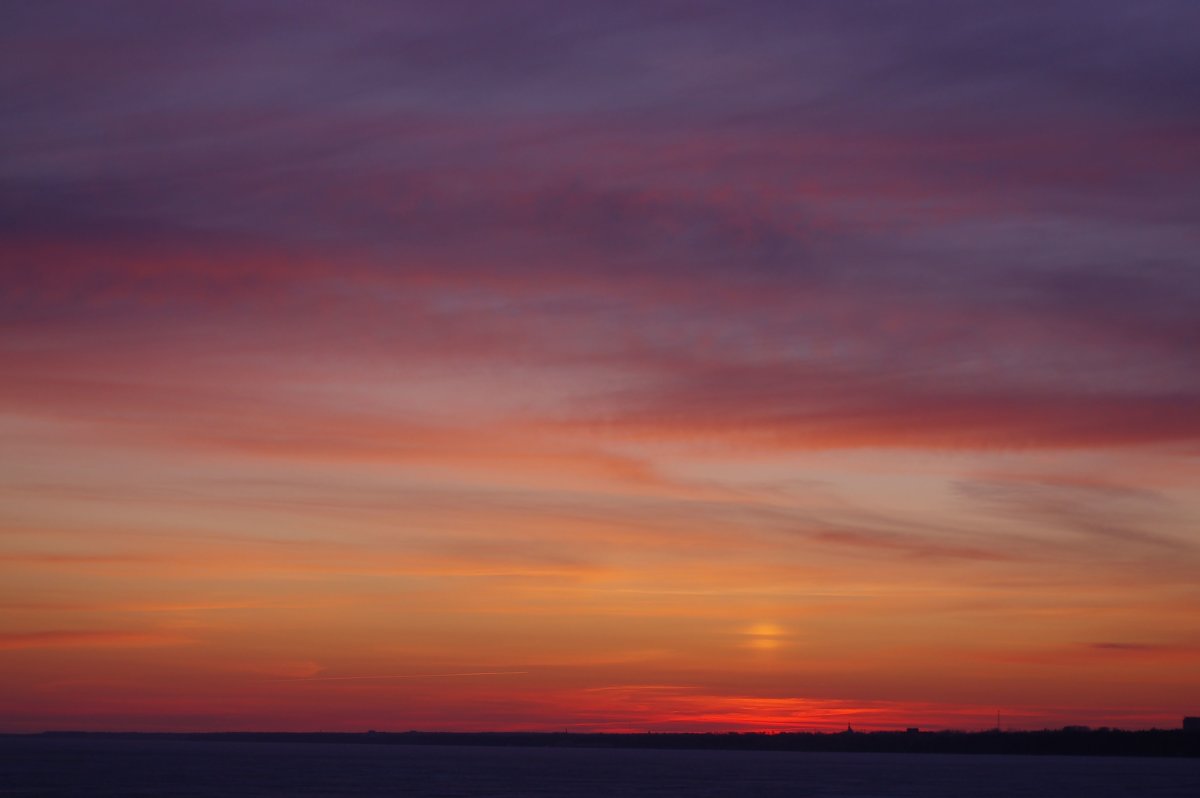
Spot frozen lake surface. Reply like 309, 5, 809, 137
2, 737, 1198, 797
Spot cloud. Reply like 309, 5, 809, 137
1089, 642, 1173, 652
810, 529, 1015, 563
0, 552, 157, 566
955, 478, 1192, 552
0, 630, 190, 650
269, 670, 529, 683
569, 359, 1200, 450
983, 641, 1200, 666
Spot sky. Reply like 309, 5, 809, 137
2, 0, 1199, 733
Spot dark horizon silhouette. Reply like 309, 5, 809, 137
13, 723, 1200, 759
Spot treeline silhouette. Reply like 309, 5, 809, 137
29, 728, 1200, 758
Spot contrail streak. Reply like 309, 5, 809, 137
269, 670, 529, 682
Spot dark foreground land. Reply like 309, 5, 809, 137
3, 736, 1200, 797
21, 727, 1200, 757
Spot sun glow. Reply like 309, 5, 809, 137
743, 622, 786, 651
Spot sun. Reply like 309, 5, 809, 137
743, 622, 785, 650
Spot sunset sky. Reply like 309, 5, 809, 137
3, 1, 1199, 733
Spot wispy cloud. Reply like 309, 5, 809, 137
955, 477, 1192, 553
270, 671, 530, 683
0, 630, 190, 650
